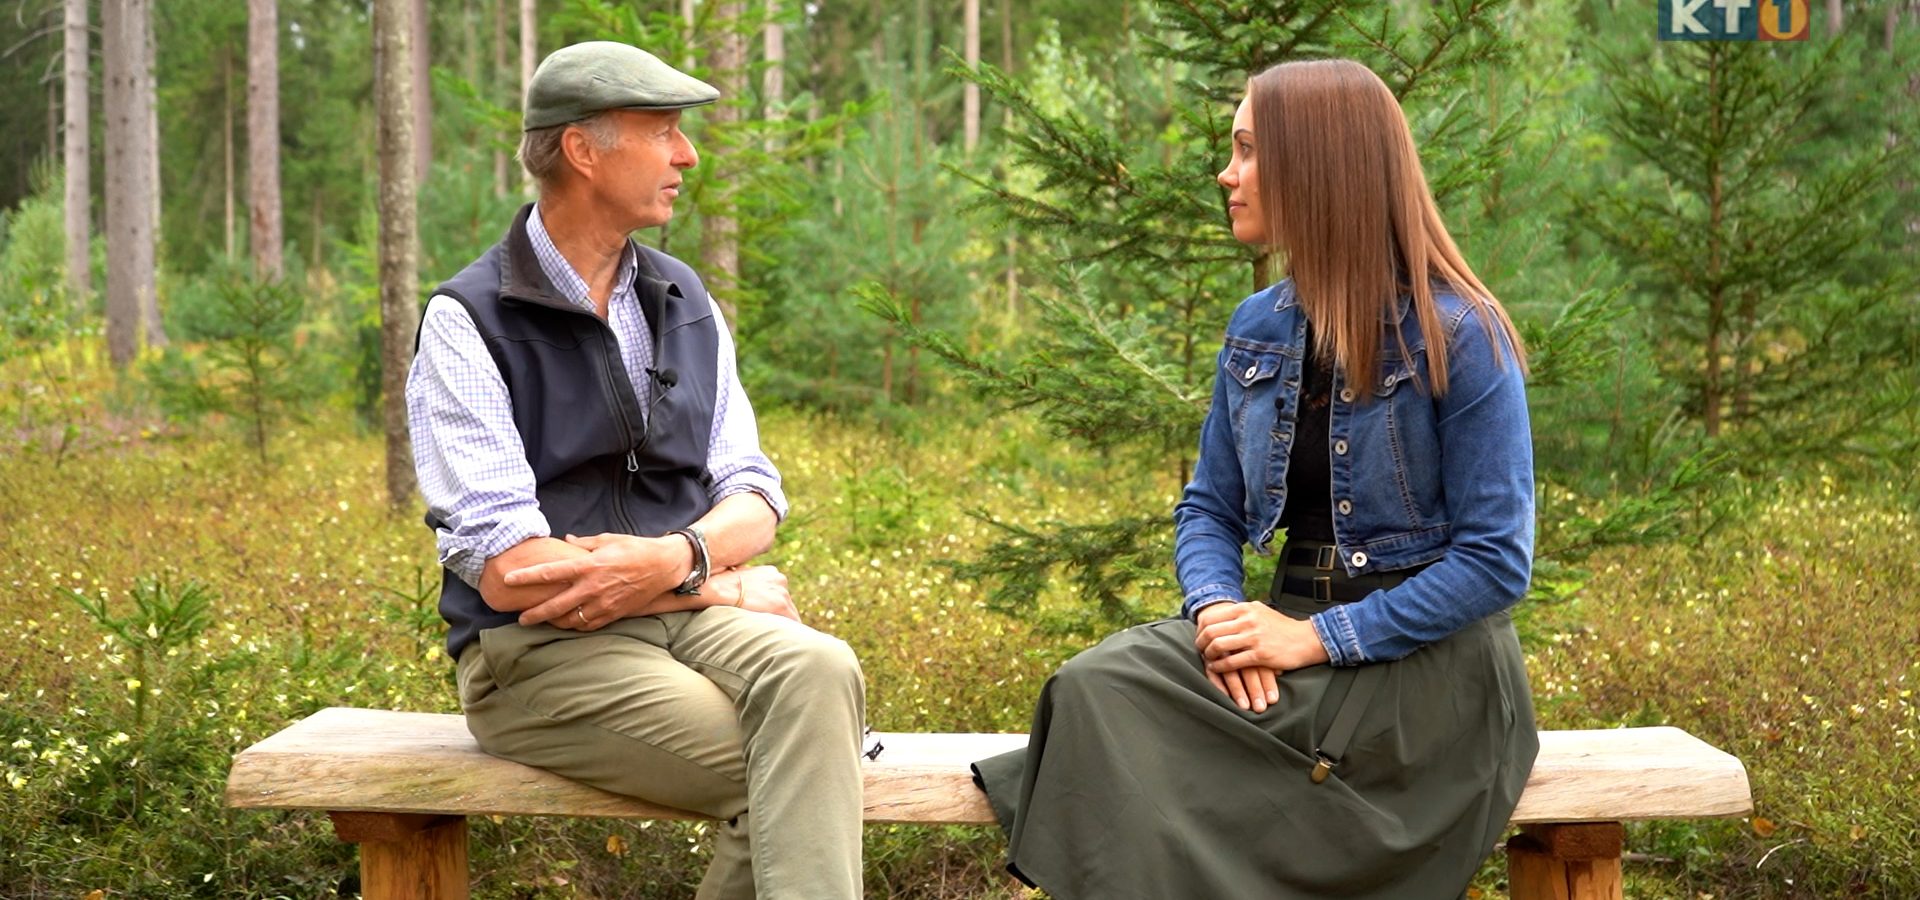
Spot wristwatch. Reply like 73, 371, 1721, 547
671, 525, 710, 595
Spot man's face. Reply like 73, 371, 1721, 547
589, 109, 700, 230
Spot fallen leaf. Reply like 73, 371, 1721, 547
607, 834, 628, 857
1752, 817, 1777, 837
1850, 824, 1866, 842
84, 891, 105, 900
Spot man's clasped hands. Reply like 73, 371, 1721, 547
476, 531, 799, 633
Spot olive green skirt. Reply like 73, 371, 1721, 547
971, 591, 1537, 899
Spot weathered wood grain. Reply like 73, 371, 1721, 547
1510, 827, 1627, 900
350, 813, 468, 900
226, 708, 1752, 826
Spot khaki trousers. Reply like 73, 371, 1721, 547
455, 606, 866, 899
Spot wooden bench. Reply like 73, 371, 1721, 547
226, 707, 1752, 900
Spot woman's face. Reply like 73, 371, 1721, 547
1217, 97, 1268, 245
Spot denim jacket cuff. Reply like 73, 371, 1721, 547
1181, 584, 1243, 620
1185, 596, 1241, 621
1310, 606, 1367, 667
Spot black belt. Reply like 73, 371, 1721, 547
1267, 540, 1426, 784
1270, 542, 1426, 606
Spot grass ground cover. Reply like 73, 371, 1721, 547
0, 361, 1913, 897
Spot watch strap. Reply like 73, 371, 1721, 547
671, 526, 710, 595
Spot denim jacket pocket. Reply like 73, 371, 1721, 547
1224, 344, 1283, 388
1222, 343, 1286, 432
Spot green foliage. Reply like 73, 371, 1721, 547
144, 263, 323, 461
0, 171, 74, 354
947, 512, 1174, 636
899, 0, 1519, 631
1529, 481, 1920, 897
0, 377, 1080, 896
3, 1, 1918, 896
1576, 36, 1920, 472
2, 368, 1916, 895
0, 172, 96, 465
864, 271, 1205, 459
752, 71, 974, 412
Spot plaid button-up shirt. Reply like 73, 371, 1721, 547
405, 204, 787, 587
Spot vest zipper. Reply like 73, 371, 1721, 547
538, 290, 651, 537
574, 311, 640, 536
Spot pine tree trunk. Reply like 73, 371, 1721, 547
310, 189, 323, 271
103, 0, 157, 367
1734, 287, 1757, 422
963, 0, 979, 153
1001, 0, 1016, 313
376, 0, 421, 509
1826, 0, 1844, 35
140, 8, 165, 349
460, 0, 479, 86
700, 1, 745, 315
492, 0, 509, 197
1703, 47, 1726, 438
413, 0, 433, 184
520, 0, 537, 192
249, 0, 284, 279
224, 49, 236, 259
682, 0, 696, 68
764, 0, 784, 133
63, 0, 90, 313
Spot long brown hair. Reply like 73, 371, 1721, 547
1248, 59, 1525, 396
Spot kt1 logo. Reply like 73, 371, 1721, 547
1660, 0, 1812, 40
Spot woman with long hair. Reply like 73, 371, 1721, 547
971, 59, 1539, 899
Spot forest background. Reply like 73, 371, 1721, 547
0, 0, 1916, 897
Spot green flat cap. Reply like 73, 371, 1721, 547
523, 41, 720, 130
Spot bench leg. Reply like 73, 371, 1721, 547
330, 811, 470, 900
1507, 822, 1624, 900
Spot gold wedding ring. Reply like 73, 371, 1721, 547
574, 607, 589, 627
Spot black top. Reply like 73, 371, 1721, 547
1279, 326, 1336, 543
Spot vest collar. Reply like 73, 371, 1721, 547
497, 203, 689, 316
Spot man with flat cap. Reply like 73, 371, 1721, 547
405, 41, 865, 899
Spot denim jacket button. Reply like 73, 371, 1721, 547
1245, 364, 1259, 379
1339, 387, 1356, 403
1337, 499, 1353, 515
1333, 439, 1349, 456
1350, 551, 1369, 568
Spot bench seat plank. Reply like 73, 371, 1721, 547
225, 707, 1750, 826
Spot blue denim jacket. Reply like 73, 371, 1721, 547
1173, 279, 1534, 666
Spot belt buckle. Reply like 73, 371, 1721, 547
1314, 545, 1337, 571
1312, 576, 1333, 604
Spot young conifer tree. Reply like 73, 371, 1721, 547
871, 0, 1532, 630
1578, 37, 1919, 467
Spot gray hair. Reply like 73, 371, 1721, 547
517, 112, 621, 188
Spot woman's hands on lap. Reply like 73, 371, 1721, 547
1193, 601, 1332, 712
